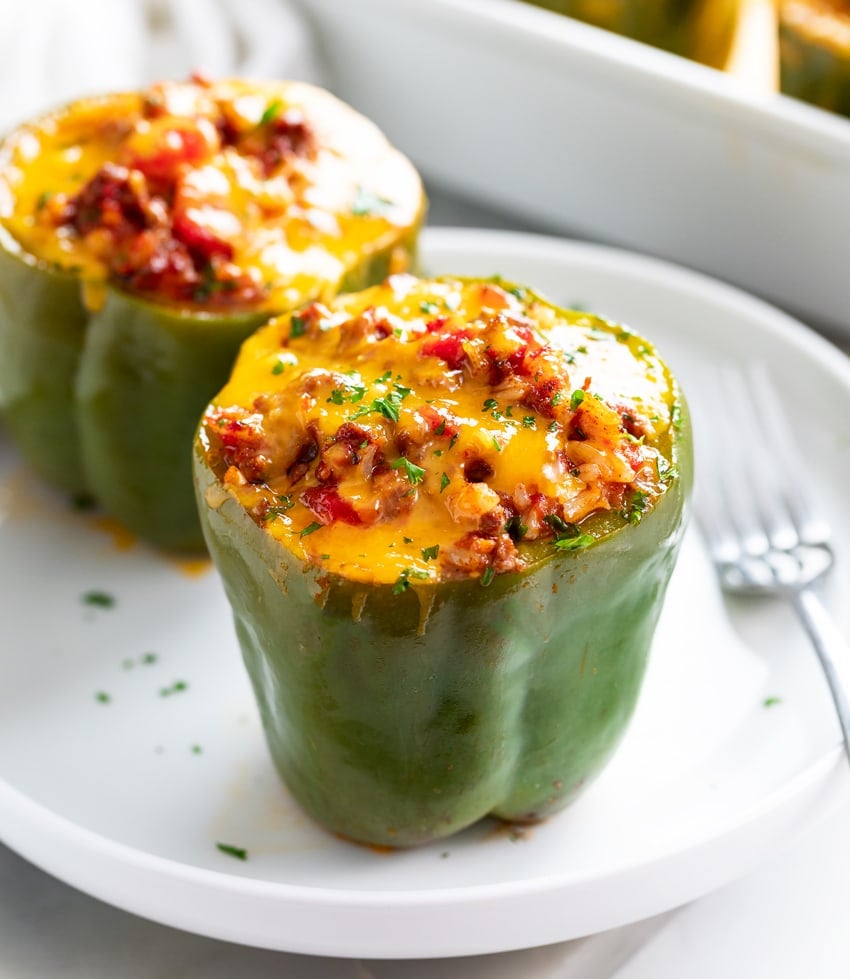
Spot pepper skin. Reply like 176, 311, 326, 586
522, 0, 742, 68
779, 1, 850, 118
193, 279, 693, 847
0, 81, 425, 549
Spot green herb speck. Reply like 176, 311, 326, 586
259, 100, 282, 125
159, 680, 188, 698
216, 842, 248, 861
82, 590, 116, 609
391, 456, 426, 485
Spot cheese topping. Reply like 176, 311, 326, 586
0, 76, 424, 311
198, 276, 681, 587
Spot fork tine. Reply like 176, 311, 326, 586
719, 365, 801, 553
746, 363, 832, 547
692, 367, 770, 561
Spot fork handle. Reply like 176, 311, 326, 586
793, 587, 850, 765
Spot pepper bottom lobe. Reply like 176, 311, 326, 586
194, 443, 689, 848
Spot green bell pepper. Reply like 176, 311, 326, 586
522, 0, 742, 68
193, 276, 693, 847
0, 80, 425, 550
779, 0, 850, 118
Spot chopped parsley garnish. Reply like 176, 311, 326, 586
264, 495, 294, 521
327, 388, 346, 405
352, 186, 394, 216
300, 521, 323, 537
82, 590, 116, 609
434, 419, 447, 436
569, 390, 585, 411
492, 436, 502, 453
350, 385, 408, 423
94, 691, 111, 704
622, 490, 648, 525
422, 544, 440, 561
439, 472, 450, 493
763, 696, 782, 708
391, 456, 426, 485
480, 566, 495, 587
263, 506, 292, 522
259, 100, 282, 125
159, 680, 188, 697
482, 398, 498, 412
544, 514, 594, 550
420, 301, 440, 315
544, 514, 571, 535
448, 434, 459, 450
671, 403, 683, 430
289, 313, 307, 338
216, 842, 248, 861
657, 457, 679, 484
141, 652, 158, 665
550, 391, 563, 407
522, 416, 536, 430
505, 515, 527, 541
271, 360, 287, 375
393, 567, 430, 594
36, 190, 52, 212
554, 533, 594, 551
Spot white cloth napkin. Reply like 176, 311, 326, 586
0, 0, 326, 130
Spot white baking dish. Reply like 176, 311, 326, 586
296, 0, 850, 337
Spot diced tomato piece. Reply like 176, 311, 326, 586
173, 211, 234, 262
425, 316, 450, 333
121, 117, 218, 184
301, 486, 362, 526
421, 332, 469, 371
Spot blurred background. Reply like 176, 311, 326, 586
0, 0, 325, 132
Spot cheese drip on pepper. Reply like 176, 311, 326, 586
0, 75, 423, 311
199, 276, 679, 586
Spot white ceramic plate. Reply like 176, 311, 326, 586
297, 0, 850, 337
1, 229, 849, 959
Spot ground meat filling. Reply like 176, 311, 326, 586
43, 77, 318, 307
203, 279, 675, 584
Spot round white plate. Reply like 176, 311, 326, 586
1, 229, 849, 959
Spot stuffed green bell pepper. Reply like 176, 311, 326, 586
194, 275, 692, 847
0, 75, 425, 549
779, 0, 850, 117
521, 0, 742, 68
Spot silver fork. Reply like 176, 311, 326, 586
694, 362, 850, 764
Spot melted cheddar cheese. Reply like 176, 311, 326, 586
0, 77, 424, 311
198, 276, 680, 587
